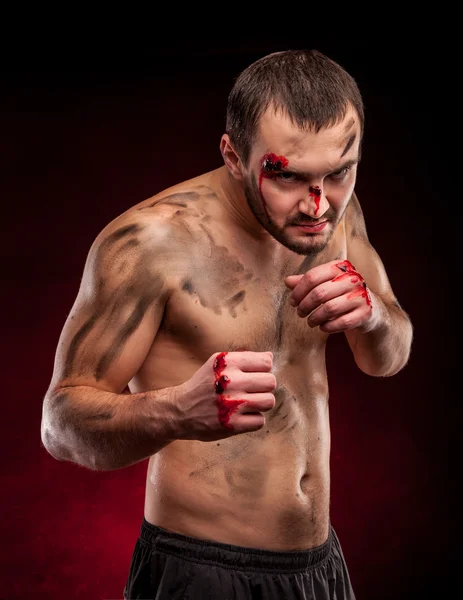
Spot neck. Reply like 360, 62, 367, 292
209, 166, 304, 272
213, 166, 276, 245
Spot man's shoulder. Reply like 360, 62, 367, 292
91, 175, 219, 269
93, 207, 185, 261
131, 170, 219, 215
128, 172, 219, 227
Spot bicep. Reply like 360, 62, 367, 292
49, 221, 170, 394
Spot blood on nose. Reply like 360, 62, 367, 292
308, 185, 322, 215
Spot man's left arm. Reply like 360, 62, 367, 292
341, 191, 413, 376
285, 192, 413, 377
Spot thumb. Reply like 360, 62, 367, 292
284, 274, 304, 289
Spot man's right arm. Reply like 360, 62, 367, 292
41, 215, 183, 471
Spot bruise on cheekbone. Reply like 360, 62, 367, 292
64, 223, 166, 381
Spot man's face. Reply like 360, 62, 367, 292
242, 104, 361, 255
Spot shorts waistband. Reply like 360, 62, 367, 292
140, 517, 333, 573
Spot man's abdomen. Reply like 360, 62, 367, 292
144, 404, 331, 550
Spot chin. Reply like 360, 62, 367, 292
273, 233, 325, 255
286, 241, 326, 256
274, 227, 329, 255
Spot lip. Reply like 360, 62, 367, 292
293, 221, 328, 233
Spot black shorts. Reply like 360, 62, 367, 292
123, 518, 356, 599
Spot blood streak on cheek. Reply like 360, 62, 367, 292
332, 260, 372, 307
258, 153, 289, 221
309, 185, 321, 215
213, 352, 245, 429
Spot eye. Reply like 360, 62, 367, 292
330, 166, 352, 180
275, 171, 299, 182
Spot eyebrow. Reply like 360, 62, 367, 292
341, 134, 356, 157
285, 157, 359, 178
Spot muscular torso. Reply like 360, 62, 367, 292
126, 167, 348, 550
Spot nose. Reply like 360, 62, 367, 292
298, 184, 327, 218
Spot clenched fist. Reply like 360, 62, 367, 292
176, 351, 277, 442
285, 259, 374, 333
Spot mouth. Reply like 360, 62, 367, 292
292, 220, 328, 233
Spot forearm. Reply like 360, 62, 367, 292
345, 296, 413, 377
41, 384, 183, 471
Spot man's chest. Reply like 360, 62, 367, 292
164, 275, 294, 354
161, 237, 345, 357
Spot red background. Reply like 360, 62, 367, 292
1, 36, 453, 599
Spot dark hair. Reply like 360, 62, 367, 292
225, 49, 364, 165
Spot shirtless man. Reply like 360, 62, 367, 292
41, 49, 413, 599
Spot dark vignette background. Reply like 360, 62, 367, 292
0, 33, 454, 600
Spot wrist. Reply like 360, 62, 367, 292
165, 383, 189, 441
358, 292, 389, 334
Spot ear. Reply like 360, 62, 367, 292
220, 134, 244, 181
